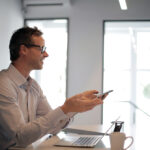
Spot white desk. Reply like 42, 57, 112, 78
9, 125, 110, 150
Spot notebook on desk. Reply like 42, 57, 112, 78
54, 117, 120, 148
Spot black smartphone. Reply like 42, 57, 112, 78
96, 90, 113, 99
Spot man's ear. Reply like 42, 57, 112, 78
19, 45, 28, 56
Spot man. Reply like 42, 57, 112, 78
0, 27, 106, 150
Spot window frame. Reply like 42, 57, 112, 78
102, 20, 150, 124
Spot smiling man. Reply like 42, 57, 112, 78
0, 27, 106, 150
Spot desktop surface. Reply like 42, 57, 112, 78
9, 125, 110, 150
9, 122, 150, 150
9, 135, 109, 150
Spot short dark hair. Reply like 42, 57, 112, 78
9, 26, 43, 61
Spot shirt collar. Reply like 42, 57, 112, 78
7, 64, 32, 87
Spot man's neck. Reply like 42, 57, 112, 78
12, 61, 31, 78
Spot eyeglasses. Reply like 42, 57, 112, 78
24, 44, 46, 53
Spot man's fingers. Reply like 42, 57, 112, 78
83, 90, 99, 96
62, 90, 104, 113
80, 97, 103, 106
100, 93, 108, 100
82, 90, 99, 100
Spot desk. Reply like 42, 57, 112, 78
9, 125, 110, 150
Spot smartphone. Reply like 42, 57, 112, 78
97, 90, 113, 99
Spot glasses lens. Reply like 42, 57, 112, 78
42, 46, 46, 53
24, 44, 46, 53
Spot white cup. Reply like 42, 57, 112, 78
109, 132, 134, 150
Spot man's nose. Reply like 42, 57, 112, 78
43, 51, 49, 57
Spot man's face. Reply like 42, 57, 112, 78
26, 35, 49, 70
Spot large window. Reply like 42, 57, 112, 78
103, 21, 150, 150
26, 19, 68, 109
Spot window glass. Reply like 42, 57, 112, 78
103, 21, 150, 150
26, 19, 68, 108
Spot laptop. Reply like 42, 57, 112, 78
54, 135, 103, 148
54, 117, 120, 148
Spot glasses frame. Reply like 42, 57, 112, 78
24, 44, 46, 53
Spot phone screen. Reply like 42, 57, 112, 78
96, 90, 113, 99
101, 90, 113, 96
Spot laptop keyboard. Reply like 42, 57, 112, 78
72, 136, 101, 147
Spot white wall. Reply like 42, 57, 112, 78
24, 0, 150, 125
0, 0, 23, 70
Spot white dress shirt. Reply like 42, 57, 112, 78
0, 64, 74, 150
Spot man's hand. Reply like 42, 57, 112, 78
60, 90, 105, 114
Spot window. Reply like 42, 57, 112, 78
103, 21, 150, 150
26, 19, 68, 109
